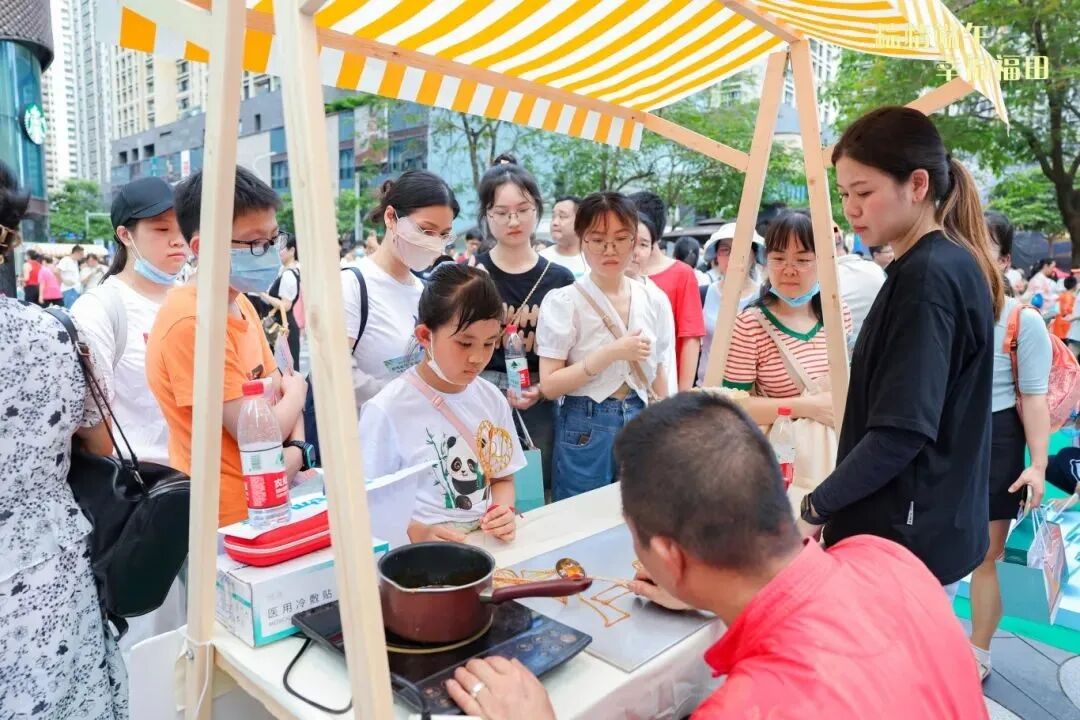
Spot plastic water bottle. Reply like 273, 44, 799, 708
237, 380, 290, 530
770, 407, 796, 491
505, 324, 530, 400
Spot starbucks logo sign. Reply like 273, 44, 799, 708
22, 103, 47, 145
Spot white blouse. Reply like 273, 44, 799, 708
536, 275, 670, 404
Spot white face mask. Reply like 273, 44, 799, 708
426, 337, 466, 386
394, 215, 446, 271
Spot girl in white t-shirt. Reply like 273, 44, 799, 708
70, 175, 189, 657
360, 264, 526, 543
342, 170, 460, 407
537, 192, 670, 501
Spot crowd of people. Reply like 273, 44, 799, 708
0, 103, 1066, 719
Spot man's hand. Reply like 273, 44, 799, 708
446, 657, 556, 720
280, 369, 308, 400
626, 566, 690, 611
795, 517, 823, 541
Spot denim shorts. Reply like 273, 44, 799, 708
552, 394, 645, 501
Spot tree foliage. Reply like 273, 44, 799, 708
49, 179, 109, 242
822, 0, 1078, 255
988, 168, 1063, 233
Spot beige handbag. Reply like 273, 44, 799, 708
753, 310, 838, 490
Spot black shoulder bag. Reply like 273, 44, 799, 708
47, 308, 191, 636
302, 267, 368, 466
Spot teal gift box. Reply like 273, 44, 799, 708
1004, 511, 1039, 565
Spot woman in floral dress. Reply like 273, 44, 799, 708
0, 161, 128, 718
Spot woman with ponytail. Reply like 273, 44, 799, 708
797, 107, 999, 599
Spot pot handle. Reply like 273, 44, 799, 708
483, 577, 593, 604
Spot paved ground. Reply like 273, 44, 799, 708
957, 620, 1080, 719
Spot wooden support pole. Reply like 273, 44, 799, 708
718, 0, 803, 43
822, 77, 973, 167
274, 1, 394, 719
183, 1, 246, 718
702, 50, 788, 387
643, 113, 749, 171
790, 39, 848, 428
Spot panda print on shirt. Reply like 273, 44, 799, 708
428, 433, 488, 510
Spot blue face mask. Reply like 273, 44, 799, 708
130, 242, 183, 286
229, 247, 282, 294
769, 282, 820, 307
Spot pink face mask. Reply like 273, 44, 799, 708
393, 215, 446, 271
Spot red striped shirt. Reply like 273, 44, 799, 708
723, 303, 852, 398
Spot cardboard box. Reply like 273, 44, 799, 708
216, 538, 390, 647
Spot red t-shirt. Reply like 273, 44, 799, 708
649, 261, 705, 372
693, 537, 988, 720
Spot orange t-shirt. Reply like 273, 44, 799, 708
1052, 292, 1075, 339
146, 285, 277, 526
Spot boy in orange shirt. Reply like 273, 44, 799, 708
146, 167, 312, 526
1052, 276, 1077, 340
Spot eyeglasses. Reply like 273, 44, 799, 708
487, 206, 536, 226
766, 257, 816, 272
232, 231, 289, 256
584, 237, 633, 252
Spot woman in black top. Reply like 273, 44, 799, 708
474, 157, 574, 492
798, 106, 1004, 590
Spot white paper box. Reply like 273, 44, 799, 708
215, 539, 389, 647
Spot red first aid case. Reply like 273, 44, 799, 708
222, 510, 331, 566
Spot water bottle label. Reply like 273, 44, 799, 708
779, 461, 794, 490
507, 357, 530, 394
241, 447, 289, 509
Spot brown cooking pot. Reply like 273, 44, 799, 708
379, 542, 592, 644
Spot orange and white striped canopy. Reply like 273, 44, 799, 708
104, 0, 1007, 150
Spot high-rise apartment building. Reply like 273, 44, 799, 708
42, 0, 79, 194
72, 0, 113, 196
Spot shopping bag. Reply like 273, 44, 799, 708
512, 409, 545, 513
1000, 507, 1069, 623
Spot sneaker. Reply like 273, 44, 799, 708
972, 645, 992, 682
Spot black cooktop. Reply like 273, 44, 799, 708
292, 600, 591, 715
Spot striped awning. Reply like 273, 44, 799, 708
103, 0, 1007, 151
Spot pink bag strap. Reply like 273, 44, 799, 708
403, 369, 489, 476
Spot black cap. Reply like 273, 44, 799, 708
111, 177, 174, 229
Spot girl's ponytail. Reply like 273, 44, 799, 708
939, 157, 1004, 318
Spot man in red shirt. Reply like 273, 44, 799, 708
446, 393, 988, 720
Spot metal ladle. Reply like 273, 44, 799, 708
555, 557, 631, 587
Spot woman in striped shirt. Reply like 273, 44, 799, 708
722, 212, 850, 426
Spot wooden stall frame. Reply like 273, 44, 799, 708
100, 1, 1003, 719
182, 0, 245, 718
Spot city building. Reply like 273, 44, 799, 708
0, 0, 53, 256
72, 0, 113, 196
42, 0, 79, 195
110, 89, 429, 243
712, 39, 842, 130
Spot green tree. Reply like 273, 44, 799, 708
49, 179, 109, 242
988, 168, 1064, 234
336, 189, 361, 242
277, 193, 294, 233
823, 0, 1079, 259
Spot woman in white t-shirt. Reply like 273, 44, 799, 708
70, 175, 189, 657
537, 192, 670, 500
627, 213, 678, 395
540, 195, 588, 279
342, 171, 460, 407
360, 264, 526, 543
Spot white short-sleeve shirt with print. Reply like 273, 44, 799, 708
359, 371, 526, 526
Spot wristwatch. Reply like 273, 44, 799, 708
800, 493, 828, 526
284, 440, 317, 472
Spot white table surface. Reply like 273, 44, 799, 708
210, 483, 724, 719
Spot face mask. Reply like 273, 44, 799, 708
427, 338, 465, 386
394, 215, 446, 271
769, 282, 820, 308
129, 240, 183, 286
229, 246, 282, 294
